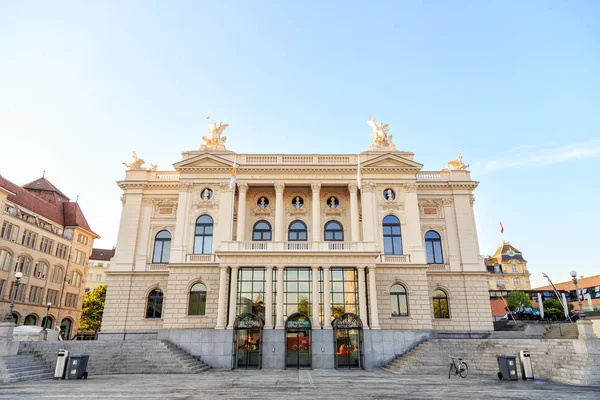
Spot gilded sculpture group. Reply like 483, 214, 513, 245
123, 117, 469, 171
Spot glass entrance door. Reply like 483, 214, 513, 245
235, 328, 261, 369
284, 313, 312, 369
332, 313, 364, 369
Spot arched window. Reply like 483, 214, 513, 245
152, 230, 171, 263
146, 289, 164, 319
51, 266, 64, 283
41, 315, 54, 330
390, 284, 409, 317
252, 221, 272, 241
288, 220, 307, 241
188, 282, 207, 315
24, 314, 38, 325
324, 221, 344, 241
193, 215, 213, 255
382, 215, 402, 255
33, 261, 49, 280
14, 255, 32, 275
425, 230, 443, 264
0, 249, 13, 271
433, 289, 450, 319
67, 271, 82, 287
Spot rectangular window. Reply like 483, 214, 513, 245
74, 250, 87, 265
96, 274, 102, 282
105, 275, 109, 282
40, 237, 54, 254
511, 264, 517, 272
496, 279, 505, 289
46, 289, 59, 306
55, 243, 69, 259
0, 279, 6, 298
236, 267, 266, 320
33, 262, 48, 280
21, 229, 38, 248
9, 282, 26, 302
330, 267, 359, 319
283, 267, 312, 320
77, 234, 89, 245
64, 293, 78, 308
0, 249, 12, 271
67, 271, 82, 287
87, 273, 92, 281
513, 278, 521, 286
28, 285, 45, 304
1, 221, 17, 241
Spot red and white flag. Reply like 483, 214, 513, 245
500, 221, 504, 234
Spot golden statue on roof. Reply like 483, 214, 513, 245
202, 116, 229, 150
443, 151, 470, 171
367, 117, 396, 150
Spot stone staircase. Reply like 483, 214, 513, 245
383, 338, 599, 386
0, 354, 53, 384
543, 323, 579, 339
16, 340, 210, 377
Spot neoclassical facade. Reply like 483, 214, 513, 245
101, 122, 493, 369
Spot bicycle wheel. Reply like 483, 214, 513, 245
448, 363, 455, 379
459, 362, 468, 378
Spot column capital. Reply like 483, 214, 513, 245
348, 183, 358, 194
311, 183, 321, 193
441, 197, 453, 206
219, 182, 234, 192
322, 265, 330, 270
362, 182, 376, 192
403, 183, 418, 193
219, 264, 229, 270
274, 182, 285, 193
238, 182, 249, 193
230, 265, 239, 271
357, 265, 366, 270
311, 265, 320, 271
178, 182, 193, 191
265, 265, 274, 271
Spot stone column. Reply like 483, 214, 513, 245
215, 265, 229, 329
265, 266, 274, 329
323, 266, 332, 329
274, 183, 285, 242
171, 182, 192, 264
275, 266, 285, 329
348, 184, 360, 242
311, 184, 321, 242
227, 266, 239, 329
134, 198, 153, 271
311, 266, 320, 328
236, 183, 249, 242
368, 266, 380, 329
441, 198, 461, 271
357, 266, 368, 327
113, 186, 147, 271
217, 182, 236, 244
404, 183, 426, 264
360, 183, 376, 243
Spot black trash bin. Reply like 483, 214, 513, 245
67, 355, 89, 380
496, 355, 518, 380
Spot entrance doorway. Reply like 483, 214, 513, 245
232, 313, 263, 369
60, 318, 72, 340
333, 313, 364, 369
285, 313, 311, 369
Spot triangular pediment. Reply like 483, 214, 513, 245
173, 153, 234, 170
361, 153, 423, 170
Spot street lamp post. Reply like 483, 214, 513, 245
43, 302, 52, 331
5, 271, 23, 323
569, 270, 586, 320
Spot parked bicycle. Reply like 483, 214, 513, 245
448, 355, 468, 379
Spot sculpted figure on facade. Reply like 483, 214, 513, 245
122, 151, 157, 171
443, 151, 470, 171
201, 116, 229, 150
367, 117, 396, 150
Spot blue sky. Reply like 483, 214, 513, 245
1, 1, 598, 287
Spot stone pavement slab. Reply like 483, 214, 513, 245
0, 369, 599, 399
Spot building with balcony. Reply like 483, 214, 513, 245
484, 241, 531, 291
0, 174, 98, 339
100, 121, 493, 369
86, 247, 114, 292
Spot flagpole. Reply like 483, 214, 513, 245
230, 155, 237, 241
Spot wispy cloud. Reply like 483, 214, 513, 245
511, 142, 556, 151
483, 140, 600, 172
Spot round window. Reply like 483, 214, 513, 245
257, 197, 270, 208
292, 196, 304, 208
383, 188, 396, 200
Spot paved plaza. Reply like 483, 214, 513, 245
1, 369, 599, 399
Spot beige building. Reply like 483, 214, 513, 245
101, 119, 493, 369
0, 175, 98, 339
485, 241, 531, 291
86, 248, 114, 292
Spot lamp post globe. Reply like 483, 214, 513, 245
43, 302, 52, 331
570, 270, 577, 278
6, 272, 24, 322
15, 271, 23, 280
570, 271, 586, 320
